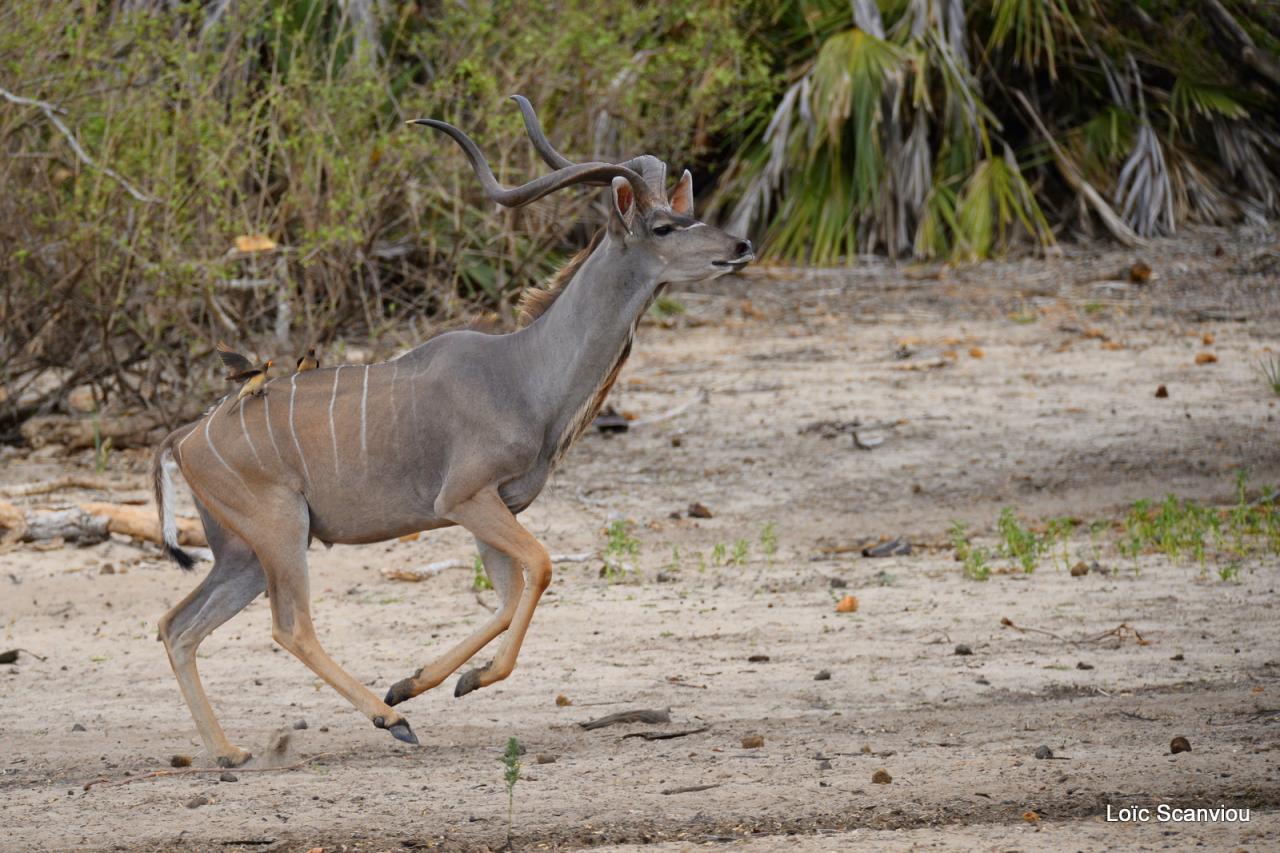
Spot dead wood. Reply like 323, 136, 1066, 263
79, 502, 207, 547
621, 726, 710, 741
0, 474, 139, 498
21, 508, 108, 545
19, 411, 170, 450
579, 708, 671, 730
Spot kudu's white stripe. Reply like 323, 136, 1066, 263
288, 374, 312, 486
388, 360, 399, 443
238, 401, 263, 467
204, 399, 252, 493
328, 365, 343, 477
263, 389, 285, 464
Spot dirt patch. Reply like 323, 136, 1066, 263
1, 227, 1279, 851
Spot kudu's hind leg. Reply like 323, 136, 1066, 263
385, 539, 523, 706
248, 499, 419, 745
158, 506, 265, 767
439, 488, 552, 698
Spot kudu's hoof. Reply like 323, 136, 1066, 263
384, 677, 415, 707
373, 715, 420, 746
216, 749, 253, 768
454, 668, 483, 698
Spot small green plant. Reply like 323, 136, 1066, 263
1219, 562, 1241, 583
666, 545, 682, 574
501, 736, 521, 846
603, 519, 640, 580
759, 522, 778, 563
91, 410, 112, 473
950, 521, 991, 581
731, 538, 750, 567
1258, 355, 1280, 397
472, 555, 493, 591
711, 542, 727, 566
997, 507, 1043, 573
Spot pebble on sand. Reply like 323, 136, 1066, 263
1170, 736, 1192, 754
872, 768, 892, 784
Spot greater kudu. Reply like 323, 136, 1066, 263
152, 97, 754, 766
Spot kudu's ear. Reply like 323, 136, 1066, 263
669, 169, 694, 216
609, 176, 636, 236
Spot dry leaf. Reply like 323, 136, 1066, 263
555, 694, 572, 707
1202, 332, 1215, 345
968, 346, 985, 358
380, 569, 426, 583
1083, 327, 1106, 340
397, 532, 420, 543
234, 233, 277, 253
1155, 384, 1169, 398
1195, 352, 1218, 365
835, 594, 859, 613
1128, 262, 1152, 283
1101, 341, 1125, 351
741, 734, 764, 749
1023, 810, 1040, 824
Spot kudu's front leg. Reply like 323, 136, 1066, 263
385, 540, 523, 706
401, 487, 552, 700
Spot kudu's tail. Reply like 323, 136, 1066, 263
153, 432, 195, 570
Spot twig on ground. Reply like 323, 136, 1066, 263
621, 726, 710, 741
661, 783, 721, 795
82, 752, 333, 791
579, 708, 671, 730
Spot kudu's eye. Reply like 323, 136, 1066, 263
652, 224, 675, 236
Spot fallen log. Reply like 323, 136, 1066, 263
79, 502, 207, 547
0, 500, 206, 547
20, 412, 170, 450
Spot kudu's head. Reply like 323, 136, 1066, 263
408, 96, 753, 287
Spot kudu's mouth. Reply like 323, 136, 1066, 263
712, 239, 755, 271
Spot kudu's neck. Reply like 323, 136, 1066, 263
514, 236, 655, 454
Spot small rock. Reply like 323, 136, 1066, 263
170, 754, 193, 768
1034, 745, 1054, 760
861, 537, 910, 558
99, 564, 115, 575
871, 768, 892, 784
534, 754, 557, 765
1155, 384, 1169, 399
670, 436, 683, 448
71, 723, 86, 732
1170, 736, 1192, 755
686, 502, 713, 519
1076, 661, 1094, 670
861, 744, 872, 754
1195, 351, 1218, 365
655, 571, 674, 583
292, 718, 308, 730
219, 772, 238, 782
741, 734, 764, 749
185, 795, 210, 809
829, 577, 848, 589
555, 694, 572, 707
1070, 561, 1089, 577
814, 669, 832, 681
954, 644, 973, 656
818, 759, 832, 770
747, 654, 770, 663
1128, 262, 1152, 284
1089, 561, 1108, 575
1170, 653, 1185, 662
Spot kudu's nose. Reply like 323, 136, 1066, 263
734, 239, 754, 258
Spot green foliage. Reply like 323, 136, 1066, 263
472, 555, 493, 592
950, 521, 991, 581
731, 538, 750, 567
759, 522, 778, 562
715, 0, 1280, 263
997, 507, 1046, 573
0, 0, 770, 425
1258, 355, 1280, 397
711, 542, 727, 566
501, 736, 521, 844
602, 519, 640, 580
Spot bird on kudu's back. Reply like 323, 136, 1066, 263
296, 347, 320, 373
215, 342, 273, 410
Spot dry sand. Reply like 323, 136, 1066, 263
1, 226, 1278, 851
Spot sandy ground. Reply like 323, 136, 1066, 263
2, 226, 1279, 851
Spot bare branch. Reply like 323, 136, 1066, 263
0, 86, 156, 203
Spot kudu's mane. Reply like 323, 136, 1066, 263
517, 228, 605, 327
